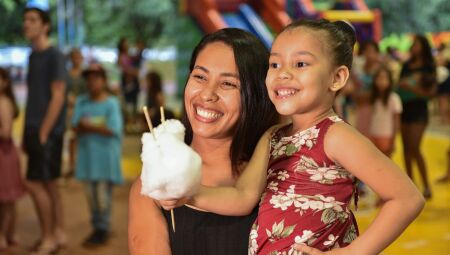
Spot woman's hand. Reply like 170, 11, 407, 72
159, 197, 190, 210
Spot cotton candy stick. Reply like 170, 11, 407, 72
149, 105, 175, 232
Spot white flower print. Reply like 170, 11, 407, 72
329, 115, 342, 123
270, 194, 293, 211
294, 230, 314, 244
249, 225, 259, 255
307, 167, 339, 183
277, 170, 290, 181
324, 234, 339, 247
268, 181, 279, 192
267, 168, 277, 179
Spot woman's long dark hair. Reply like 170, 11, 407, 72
408, 35, 436, 89
370, 67, 393, 106
182, 28, 278, 176
0, 68, 19, 119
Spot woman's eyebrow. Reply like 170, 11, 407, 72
220, 72, 239, 79
193, 65, 209, 73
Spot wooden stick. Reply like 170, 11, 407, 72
160, 106, 166, 124
159, 106, 175, 232
144, 106, 175, 232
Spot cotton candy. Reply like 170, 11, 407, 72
140, 119, 202, 200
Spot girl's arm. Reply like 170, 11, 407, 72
325, 123, 423, 255
0, 98, 13, 139
189, 127, 276, 216
295, 123, 424, 255
128, 179, 171, 255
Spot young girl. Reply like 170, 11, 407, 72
0, 68, 25, 251
162, 19, 424, 254
369, 67, 402, 157
72, 64, 123, 247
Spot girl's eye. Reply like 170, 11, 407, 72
269, 62, 280, 69
295, 62, 308, 68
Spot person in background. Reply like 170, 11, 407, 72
22, 6, 67, 254
145, 70, 175, 127
369, 67, 402, 157
0, 68, 26, 252
65, 47, 86, 179
117, 37, 140, 131
352, 40, 382, 137
397, 35, 437, 200
72, 64, 123, 248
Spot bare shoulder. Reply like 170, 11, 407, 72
324, 121, 374, 162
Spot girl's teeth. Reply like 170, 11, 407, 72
277, 89, 296, 96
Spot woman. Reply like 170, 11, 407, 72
397, 35, 437, 199
128, 28, 278, 254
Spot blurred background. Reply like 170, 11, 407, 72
0, 0, 449, 254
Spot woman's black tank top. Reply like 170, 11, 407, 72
163, 205, 258, 255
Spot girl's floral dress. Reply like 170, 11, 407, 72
249, 116, 359, 255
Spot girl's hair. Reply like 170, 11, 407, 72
182, 28, 278, 176
370, 67, 393, 106
282, 19, 357, 70
0, 68, 19, 119
146, 71, 163, 107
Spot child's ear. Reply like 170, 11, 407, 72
330, 66, 350, 92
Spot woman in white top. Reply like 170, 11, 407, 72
369, 67, 402, 157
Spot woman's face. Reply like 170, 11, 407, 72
410, 39, 423, 57
184, 42, 241, 140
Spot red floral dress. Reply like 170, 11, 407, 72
249, 116, 358, 254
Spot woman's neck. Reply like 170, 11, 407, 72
191, 136, 236, 186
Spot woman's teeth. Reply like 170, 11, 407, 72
196, 107, 222, 120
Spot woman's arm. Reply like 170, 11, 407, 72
128, 179, 171, 255
187, 126, 277, 216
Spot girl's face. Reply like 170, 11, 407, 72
87, 74, 105, 96
184, 42, 241, 140
266, 28, 336, 116
375, 70, 390, 92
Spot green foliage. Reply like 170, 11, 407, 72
82, 0, 177, 47
365, 0, 450, 35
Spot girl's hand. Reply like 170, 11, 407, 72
293, 244, 348, 255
